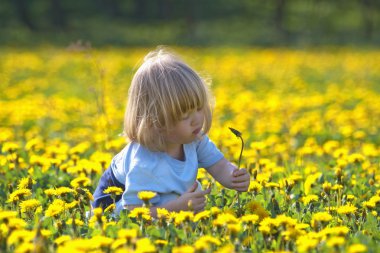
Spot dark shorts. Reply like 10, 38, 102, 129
92, 167, 125, 209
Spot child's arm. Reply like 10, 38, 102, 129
125, 182, 211, 218
206, 157, 250, 192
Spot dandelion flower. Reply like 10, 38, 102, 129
54, 235, 71, 246
156, 208, 170, 221
7, 189, 32, 203
337, 204, 357, 215
2, 142, 19, 153
249, 181, 263, 193
137, 191, 157, 201
0, 210, 17, 222
45, 199, 65, 218
128, 207, 151, 221
14, 242, 34, 253
348, 244, 367, 253
19, 199, 41, 213
118, 228, 138, 241
136, 238, 156, 253
55, 187, 76, 196
172, 245, 194, 253
312, 212, 333, 222
195, 235, 221, 251
174, 211, 194, 225
194, 210, 210, 222
44, 189, 56, 197
326, 236, 345, 247
7, 218, 27, 230
240, 214, 259, 224
302, 194, 319, 205
104, 203, 116, 213
7, 229, 34, 246
103, 186, 123, 195
70, 176, 91, 188
17, 177, 35, 190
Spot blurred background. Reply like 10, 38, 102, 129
1, 0, 379, 47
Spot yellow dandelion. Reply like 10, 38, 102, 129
194, 210, 210, 222
2, 142, 19, 153
44, 188, 56, 197
195, 235, 221, 251
54, 235, 71, 246
55, 186, 76, 196
240, 214, 259, 224
302, 194, 319, 205
172, 245, 194, 253
0, 210, 17, 222
337, 204, 357, 215
14, 242, 34, 253
296, 236, 319, 252
246, 200, 270, 221
90, 235, 114, 247
136, 238, 156, 253
348, 243, 367, 253
118, 228, 138, 240
7, 189, 32, 203
19, 199, 41, 213
174, 211, 194, 225
213, 213, 238, 227
103, 186, 123, 195
137, 191, 157, 201
156, 208, 170, 221
265, 182, 280, 189
7, 218, 27, 230
104, 203, 116, 213
210, 207, 221, 217
66, 218, 84, 226
70, 176, 91, 188
45, 199, 65, 218
111, 238, 127, 250
326, 236, 345, 248
155, 239, 168, 247
7, 229, 34, 246
76, 187, 94, 201
128, 207, 151, 221
304, 173, 322, 195
93, 207, 103, 218
312, 212, 333, 222
227, 223, 241, 235
321, 226, 350, 237
17, 177, 35, 190
249, 180, 263, 193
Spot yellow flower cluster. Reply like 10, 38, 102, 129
0, 47, 379, 252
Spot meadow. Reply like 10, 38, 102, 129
0, 46, 379, 252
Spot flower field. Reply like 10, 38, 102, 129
0, 46, 380, 253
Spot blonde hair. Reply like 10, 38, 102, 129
124, 48, 213, 152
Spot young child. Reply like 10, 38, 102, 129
92, 48, 250, 216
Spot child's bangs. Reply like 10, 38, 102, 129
172, 78, 207, 120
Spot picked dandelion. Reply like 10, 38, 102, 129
228, 127, 245, 214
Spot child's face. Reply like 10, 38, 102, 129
165, 108, 205, 147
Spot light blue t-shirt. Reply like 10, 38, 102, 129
110, 135, 224, 212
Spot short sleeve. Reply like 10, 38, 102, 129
196, 135, 224, 169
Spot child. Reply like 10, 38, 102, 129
92, 48, 250, 216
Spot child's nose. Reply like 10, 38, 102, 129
191, 110, 203, 126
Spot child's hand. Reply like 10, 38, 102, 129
231, 168, 250, 192
177, 182, 211, 213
